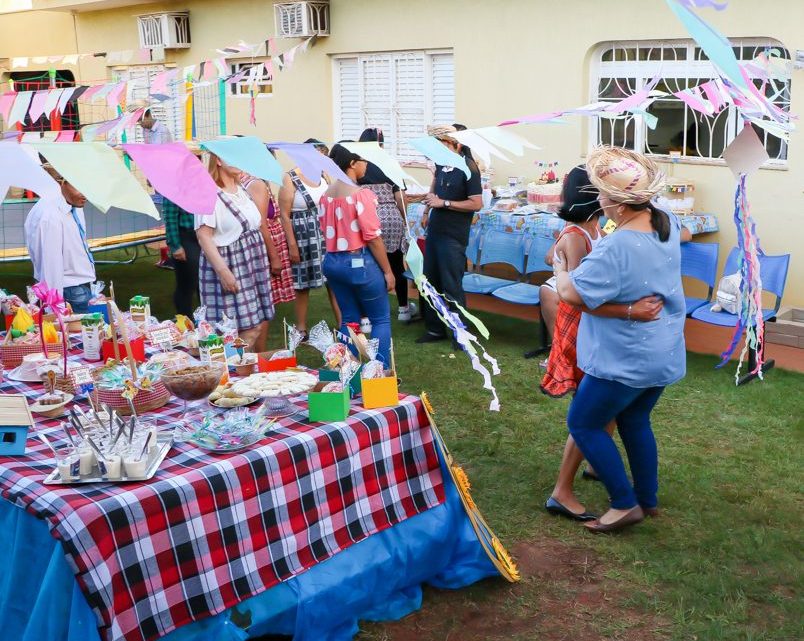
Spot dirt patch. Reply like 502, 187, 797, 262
360, 539, 667, 641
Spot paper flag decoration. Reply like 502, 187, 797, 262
268, 142, 354, 185
408, 137, 471, 178
665, 0, 749, 92
722, 124, 770, 179
33, 142, 159, 219
474, 127, 540, 156
123, 143, 218, 216
201, 136, 284, 184
0, 142, 62, 201
7, 91, 33, 127
450, 130, 511, 167
341, 142, 422, 188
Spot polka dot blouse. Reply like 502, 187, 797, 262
318, 188, 383, 252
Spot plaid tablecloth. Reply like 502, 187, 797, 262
0, 361, 445, 641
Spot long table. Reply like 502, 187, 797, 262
0, 352, 498, 641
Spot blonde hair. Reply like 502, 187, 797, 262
206, 152, 225, 188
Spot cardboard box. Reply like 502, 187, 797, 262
362, 373, 399, 409
308, 382, 351, 423
258, 349, 298, 372
101, 333, 146, 363
318, 365, 363, 396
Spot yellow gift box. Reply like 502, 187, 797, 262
361, 374, 399, 409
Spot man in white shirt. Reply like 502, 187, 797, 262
24, 168, 96, 313
139, 108, 173, 145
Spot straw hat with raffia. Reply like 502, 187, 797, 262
585, 146, 665, 205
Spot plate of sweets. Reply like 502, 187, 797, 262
208, 384, 259, 409
178, 408, 275, 453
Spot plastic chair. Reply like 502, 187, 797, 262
462, 230, 526, 294
491, 235, 554, 305
680, 241, 719, 315
691, 247, 790, 327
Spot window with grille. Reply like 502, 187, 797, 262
229, 60, 273, 97
111, 65, 184, 143
591, 39, 791, 166
333, 50, 455, 162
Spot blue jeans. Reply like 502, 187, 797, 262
322, 250, 391, 366
62, 283, 92, 314
568, 375, 665, 510
423, 233, 467, 337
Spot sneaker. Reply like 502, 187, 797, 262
360, 317, 372, 334
398, 302, 418, 322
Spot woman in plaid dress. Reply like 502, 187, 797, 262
241, 174, 296, 305
278, 139, 341, 337
195, 154, 274, 351
541, 166, 663, 522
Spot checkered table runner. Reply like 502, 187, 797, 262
0, 364, 445, 641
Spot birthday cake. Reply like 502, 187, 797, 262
527, 182, 563, 210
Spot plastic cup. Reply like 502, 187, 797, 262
56, 446, 80, 481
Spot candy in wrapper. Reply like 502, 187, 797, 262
270, 325, 304, 360
11, 307, 35, 334
216, 314, 239, 345
321, 381, 343, 393
193, 306, 215, 340
42, 321, 59, 344
26, 286, 38, 307
89, 281, 106, 304
360, 338, 385, 379
339, 358, 360, 387
307, 320, 355, 369
175, 314, 194, 333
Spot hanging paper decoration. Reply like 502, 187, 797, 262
405, 238, 501, 412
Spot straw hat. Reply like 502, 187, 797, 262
585, 146, 665, 205
427, 124, 458, 144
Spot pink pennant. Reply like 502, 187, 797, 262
202, 60, 218, 80
123, 142, 219, 215
56, 87, 76, 114
701, 80, 726, 113
79, 85, 103, 102
106, 82, 127, 108
28, 90, 49, 123
674, 88, 714, 115
604, 75, 661, 113
268, 38, 277, 55
499, 111, 564, 126
0, 92, 17, 122
264, 59, 274, 79
56, 130, 76, 142
42, 88, 64, 118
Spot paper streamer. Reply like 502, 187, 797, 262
405, 236, 501, 411
0, 141, 61, 201
124, 143, 219, 215
341, 142, 422, 188
202, 136, 284, 184
33, 142, 160, 219
474, 126, 540, 156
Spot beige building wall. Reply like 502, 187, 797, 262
2, 0, 802, 305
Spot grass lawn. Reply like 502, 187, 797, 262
3, 249, 802, 640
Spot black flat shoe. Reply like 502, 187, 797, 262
581, 468, 601, 482
415, 332, 447, 344
544, 496, 598, 522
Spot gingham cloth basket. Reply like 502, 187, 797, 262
0, 339, 66, 369
90, 378, 170, 416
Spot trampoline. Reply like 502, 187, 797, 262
0, 197, 165, 265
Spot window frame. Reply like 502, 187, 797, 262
331, 48, 454, 162
589, 38, 791, 169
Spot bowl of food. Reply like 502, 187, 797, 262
160, 362, 227, 412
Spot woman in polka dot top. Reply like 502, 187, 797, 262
318, 144, 395, 366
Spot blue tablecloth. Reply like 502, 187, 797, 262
0, 451, 497, 641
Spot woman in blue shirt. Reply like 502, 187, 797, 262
554, 147, 687, 533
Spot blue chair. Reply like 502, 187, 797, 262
491, 235, 553, 305
680, 241, 719, 315
462, 230, 526, 294
690, 247, 791, 327
466, 225, 481, 267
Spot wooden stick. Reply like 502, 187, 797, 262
390, 338, 396, 375
107, 300, 120, 361
111, 301, 138, 381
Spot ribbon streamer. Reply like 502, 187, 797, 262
31, 281, 70, 377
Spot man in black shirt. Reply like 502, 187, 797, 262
416, 124, 483, 343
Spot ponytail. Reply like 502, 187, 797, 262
647, 203, 671, 242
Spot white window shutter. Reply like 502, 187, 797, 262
394, 52, 426, 161
360, 54, 393, 142
430, 53, 455, 125
335, 57, 361, 143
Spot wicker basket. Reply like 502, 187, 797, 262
90, 379, 170, 415
0, 339, 65, 369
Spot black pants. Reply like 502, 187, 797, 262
422, 233, 467, 336
173, 227, 201, 318
387, 250, 408, 307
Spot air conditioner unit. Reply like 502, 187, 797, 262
137, 12, 191, 49
274, 2, 330, 38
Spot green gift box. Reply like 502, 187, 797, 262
308, 382, 351, 423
